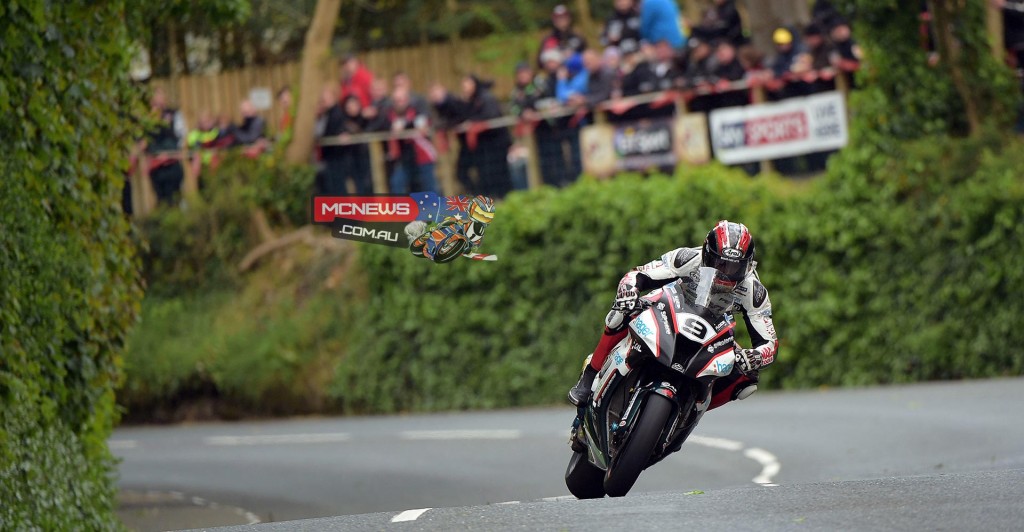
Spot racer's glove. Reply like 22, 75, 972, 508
735, 348, 763, 375
611, 283, 640, 312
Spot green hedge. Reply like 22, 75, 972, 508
1, 3, 142, 528
120, 153, 329, 420
124, 132, 1024, 418
331, 134, 1024, 413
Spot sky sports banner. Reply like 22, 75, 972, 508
708, 91, 848, 165
312, 193, 498, 263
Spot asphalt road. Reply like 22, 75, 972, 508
111, 377, 1024, 530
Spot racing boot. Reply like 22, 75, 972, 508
733, 370, 759, 401
568, 364, 598, 406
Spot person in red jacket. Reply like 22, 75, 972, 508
340, 53, 375, 108
387, 87, 437, 194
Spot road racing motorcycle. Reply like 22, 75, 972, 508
566, 267, 740, 498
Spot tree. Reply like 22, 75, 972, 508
838, 0, 1018, 139
286, 0, 343, 165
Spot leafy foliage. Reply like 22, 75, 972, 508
838, 0, 1019, 139
332, 138, 1024, 413
138, 152, 316, 298
0, 1, 144, 528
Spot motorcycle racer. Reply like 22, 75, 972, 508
568, 220, 778, 409
406, 195, 496, 262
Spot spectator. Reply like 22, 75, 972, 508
393, 71, 430, 115
572, 49, 614, 109
620, 48, 657, 97
340, 53, 374, 107
432, 75, 513, 198
186, 111, 220, 182
234, 99, 267, 157
538, 5, 588, 68
793, 23, 836, 95
684, 38, 716, 87
811, 0, 845, 31
363, 78, 391, 132
318, 87, 372, 195
556, 53, 589, 104
529, 49, 583, 187
1001, 0, 1024, 132
235, 100, 266, 145
711, 41, 748, 108
509, 62, 543, 117
692, 0, 745, 47
145, 86, 186, 205
766, 27, 803, 79
684, 38, 719, 113
737, 44, 766, 71
602, 47, 625, 99
640, 0, 686, 50
387, 87, 438, 194
602, 0, 642, 56
829, 21, 862, 66
1002, 0, 1024, 66
646, 41, 685, 92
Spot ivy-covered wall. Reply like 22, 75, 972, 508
1, 2, 143, 528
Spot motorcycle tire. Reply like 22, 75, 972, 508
565, 450, 606, 499
603, 393, 673, 497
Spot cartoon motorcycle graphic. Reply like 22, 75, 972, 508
406, 195, 496, 263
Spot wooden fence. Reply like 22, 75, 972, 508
153, 36, 531, 134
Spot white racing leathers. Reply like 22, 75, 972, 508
607, 247, 779, 367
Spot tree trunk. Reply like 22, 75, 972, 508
445, 0, 464, 76
285, 0, 343, 165
929, 0, 982, 136
574, 0, 598, 46
986, 0, 1005, 62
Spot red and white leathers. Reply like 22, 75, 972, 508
588, 246, 779, 409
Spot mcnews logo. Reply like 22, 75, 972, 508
311, 193, 499, 262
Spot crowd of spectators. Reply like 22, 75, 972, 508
136, 86, 270, 208
311, 1, 863, 196
140, 0, 869, 207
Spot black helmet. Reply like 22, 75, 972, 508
702, 220, 755, 285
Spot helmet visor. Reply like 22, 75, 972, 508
707, 255, 749, 282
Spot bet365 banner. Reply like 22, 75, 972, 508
708, 91, 848, 165
312, 193, 498, 262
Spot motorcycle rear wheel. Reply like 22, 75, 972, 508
565, 450, 606, 499
603, 393, 672, 497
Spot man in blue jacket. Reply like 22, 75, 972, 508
640, 0, 686, 50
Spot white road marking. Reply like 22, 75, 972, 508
687, 435, 744, 452
744, 447, 782, 486
400, 429, 522, 440
391, 508, 431, 522
141, 489, 260, 525
495, 500, 521, 505
108, 439, 137, 450
204, 433, 352, 446
681, 435, 783, 487
540, 495, 577, 502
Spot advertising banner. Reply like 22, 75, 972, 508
581, 113, 710, 177
708, 91, 848, 165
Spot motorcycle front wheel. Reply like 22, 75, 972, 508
603, 393, 672, 497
